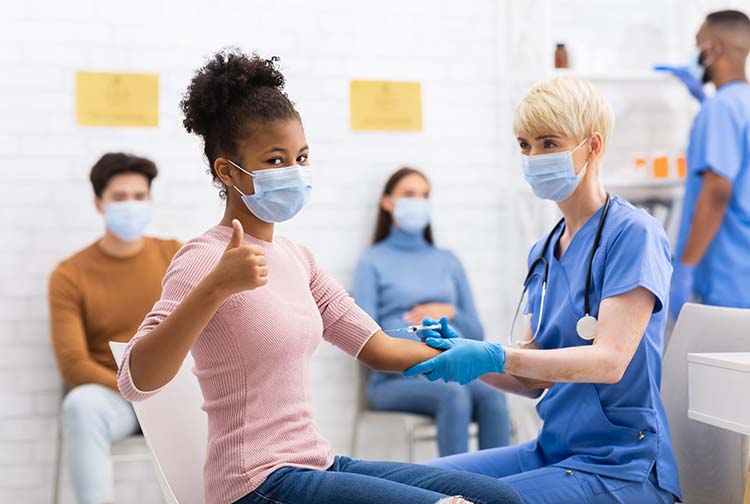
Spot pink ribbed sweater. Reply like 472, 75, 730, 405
117, 225, 379, 504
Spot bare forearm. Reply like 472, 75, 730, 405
682, 173, 731, 265
129, 278, 227, 391
504, 345, 624, 384
358, 331, 442, 372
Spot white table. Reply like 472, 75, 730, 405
688, 352, 750, 504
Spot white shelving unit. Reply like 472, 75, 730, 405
499, 0, 698, 255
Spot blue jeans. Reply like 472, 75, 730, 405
61, 384, 139, 504
427, 442, 676, 504
235, 456, 522, 504
369, 375, 510, 456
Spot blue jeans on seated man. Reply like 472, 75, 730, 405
369, 375, 511, 456
61, 384, 139, 504
235, 455, 523, 504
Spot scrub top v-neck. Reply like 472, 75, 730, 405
520, 195, 681, 501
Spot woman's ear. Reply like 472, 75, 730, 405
94, 197, 104, 215
214, 157, 234, 187
589, 132, 604, 160
381, 195, 395, 214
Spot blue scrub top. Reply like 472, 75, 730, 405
676, 81, 750, 307
521, 195, 681, 500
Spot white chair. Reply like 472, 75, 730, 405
110, 341, 208, 504
350, 365, 477, 462
662, 303, 750, 504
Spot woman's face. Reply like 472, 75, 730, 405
516, 130, 593, 175
381, 173, 430, 217
216, 118, 310, 196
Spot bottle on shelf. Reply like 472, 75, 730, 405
554, 43, 569, 69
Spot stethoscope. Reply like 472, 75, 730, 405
509, 193, 611, 347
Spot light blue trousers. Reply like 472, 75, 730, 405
61, 384, 139, 504
426, 441, 676, 504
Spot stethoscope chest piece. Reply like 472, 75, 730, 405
576, 315, 598, 341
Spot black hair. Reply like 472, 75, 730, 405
706, 10, 750, 28
180, 48, 300, 198
89, 152, 158, 198
372, 167, 434, 245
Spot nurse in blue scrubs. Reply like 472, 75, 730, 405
406, 77, 682, 503
666, 10, 750, 318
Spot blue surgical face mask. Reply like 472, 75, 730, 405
105, 201, 152, 242
521, 137, 590, 202
394, 197, 430, 233
228, 160, 313, 223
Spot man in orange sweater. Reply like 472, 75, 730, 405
49, 153, 181, 504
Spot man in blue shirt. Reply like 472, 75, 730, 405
669, 10, 750, 318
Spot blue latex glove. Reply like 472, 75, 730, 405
669, 262, 696, 322
653, 65, 706, 103
406, 320, 505, 385
416, 316, 458, 341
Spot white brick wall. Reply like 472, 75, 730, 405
0, 0, 743, 502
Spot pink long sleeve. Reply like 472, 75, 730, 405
117, 226, 379, 504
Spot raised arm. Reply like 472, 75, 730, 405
120, 220, 266, 399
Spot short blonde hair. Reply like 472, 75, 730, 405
513, 77, 615, 145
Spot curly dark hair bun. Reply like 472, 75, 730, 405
180, 48, 299, 195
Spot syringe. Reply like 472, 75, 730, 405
384, 323, 442, 334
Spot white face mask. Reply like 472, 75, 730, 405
105, 201, 152, 241
394, 197, 430, 233
228, 160, 313, 223
521, 137, 590, 202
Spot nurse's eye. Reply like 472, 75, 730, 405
544, 140, 558, 149
297, 154, 308, 164
518, 141, 530, 150
266, 157, 284, 166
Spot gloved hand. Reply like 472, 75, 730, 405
669, 262, 696, 322
416, 316, 458, 341
653, 65, 706, 103
405, 336, 506, 385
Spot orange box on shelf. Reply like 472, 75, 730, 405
653, 156, 669, 178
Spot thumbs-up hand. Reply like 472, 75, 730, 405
206, 219, 268, 298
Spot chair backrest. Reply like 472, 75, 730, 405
110, 342, 208, 504
355, 363, 371, 415
661, 303, 750, 504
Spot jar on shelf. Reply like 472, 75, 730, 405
554, 43, 569, 69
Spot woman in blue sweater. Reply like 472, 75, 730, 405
354, 167, 511, 457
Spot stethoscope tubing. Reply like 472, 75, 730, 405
509, 193, 611, 347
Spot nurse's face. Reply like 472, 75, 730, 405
516, 130, 593, 175
381, 173, 430, 217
